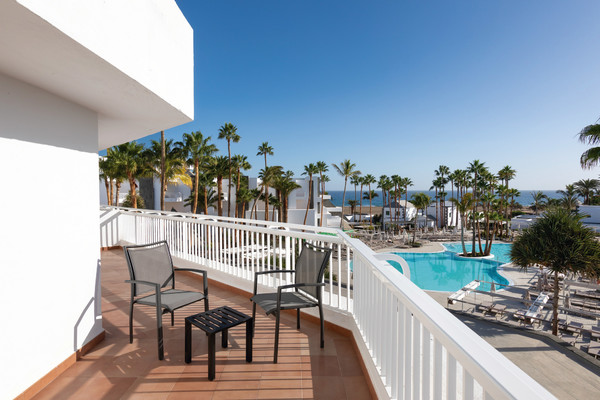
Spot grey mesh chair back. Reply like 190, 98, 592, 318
294, 243, 330, 299
125, 241, 174, 296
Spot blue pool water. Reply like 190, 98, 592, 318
443, 242, 513, 264
389, 251, 509, 292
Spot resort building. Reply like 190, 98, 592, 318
4, 1, 561, 399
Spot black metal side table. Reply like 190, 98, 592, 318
184, 306, 253, 380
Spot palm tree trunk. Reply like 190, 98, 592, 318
104, 178, 110, 206
340, 179, 348, 228
303, 177, 312, 225
368, 184, 372, 225
193, 161, 200, 214
217, 178, 223, 216
264, 185, 269, 221
320, 176, 325, 227
227, 141, 232, 217
203, 187, 208, 215
160, 130, 165, 211
235, 169, 241, 218
128, 175, 137, 208
115, 182, 121, 207
359, 184, 364, 223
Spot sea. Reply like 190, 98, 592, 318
328, 190, 562, 208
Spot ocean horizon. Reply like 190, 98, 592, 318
328, 189, 562, 208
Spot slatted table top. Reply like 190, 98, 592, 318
185, 306, 252, 334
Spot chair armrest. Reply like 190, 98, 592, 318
125, 279, 162, 307
125, 279, 161, 290
276, 283, 326, 310
175, 268, 209, 294
253, 269, 295, 296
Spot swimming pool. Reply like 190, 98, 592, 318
443, 242, 513, 264
388, 251, 509, 292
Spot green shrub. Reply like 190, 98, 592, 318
123, 193, 145, 208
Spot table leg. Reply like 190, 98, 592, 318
246, 318, 253, 363
208, 333, 216, 381
222, 329, 228, 348
185, 319, 191, 364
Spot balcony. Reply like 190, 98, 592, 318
33, 248, 371, 399
58, 207, 554, 399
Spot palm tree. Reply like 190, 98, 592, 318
430, 177, 444, 228
231, 154, 251, 218
362, 174, 376, 225
179, 131, 217, 213
196, 172, 216, 214
468, 160, 487, 256
333, 160, 361, 227
259, 165, 283, 221
249, 188, 262, 220
146, 139, 189, 210
218, 122, 240, 217
578, 124, 600, 169
358, 176, 366, 223
112, 141, 149, 209
257, 141, 274, 169
574, 178, 599, 205
210, 156, 230, 216
557, 184, 578, 211
316, 161, 329, 227
378, 175, 393, 230
347, 199, 358, 221
450, 193, 474, 255
511, 208, 600, 335
302, 163, 318, 225
350, 174, 362, 212
531, 191, 548, 215
363, 189, 379, 224
274, 171, 301, 222
435, 165, 450, 227
390, 175, 401, 223
410, 193, 431, 244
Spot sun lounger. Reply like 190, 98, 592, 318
587, 344, 600, 359
487, 304, 507, 317
526, 292, 549, 318
560, 333, 579, 346
559, 321, 584, 336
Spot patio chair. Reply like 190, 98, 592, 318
251, 241, 331, 363
124, 241, 209, 360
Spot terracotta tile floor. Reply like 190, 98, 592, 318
33, 249, 372, 400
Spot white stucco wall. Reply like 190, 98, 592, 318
0, 73, 103, 399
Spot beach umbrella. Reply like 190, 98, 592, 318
564, 292, 571, 308
490, 282, 496, 293
537, 274, 543, 291
524, 290, 531, 302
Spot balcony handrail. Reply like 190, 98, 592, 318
343, 233, 553, 399
102, 205, 341, 236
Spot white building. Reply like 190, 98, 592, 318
0, 1, 193, 398
382, 200, 418, 224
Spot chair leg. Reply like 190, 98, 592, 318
297, 309, 301, 329
204, 296, 209, 312
274, 309, 280, 363
252, 302, 257, 338
157, 306, 164, 360
171, 311, 175, 326
318, 303, 324, 348
129, 302, 134, 344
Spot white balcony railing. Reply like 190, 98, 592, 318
100, 206, 554, 400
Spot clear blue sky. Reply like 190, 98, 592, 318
134, 0, 600, 190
